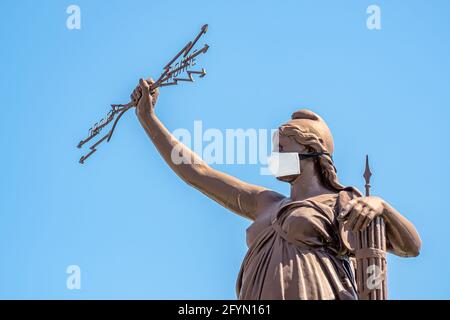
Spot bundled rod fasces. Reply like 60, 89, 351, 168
355, 155, 388, 300
355, 218, 387, 300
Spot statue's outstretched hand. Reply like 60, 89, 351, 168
132, 78, 159, 117
339, 196, 385, 233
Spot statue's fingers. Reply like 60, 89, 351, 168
357, 198, 371, 208
139, 78, 150, 95
355, 203, 364, 212
339, 201, 355, 218
358, 210, 375, 231
147, 77, 159, 102
353, 209, 369, 232
347, 204, 363, 230
361, 204, 370, 214
131, 90, 138, 103
133, 88, 141, 103
358, 216, 370, 231
151, 89, 159, 104
361, 197, 378, 212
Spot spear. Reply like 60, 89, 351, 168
364, 155, 372, 196
355, 155, 387, 300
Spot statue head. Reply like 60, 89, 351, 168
274, 109, 345, 191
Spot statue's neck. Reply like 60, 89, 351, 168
290, 170, 336, 201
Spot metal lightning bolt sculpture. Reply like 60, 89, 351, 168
77, 24, 209, 164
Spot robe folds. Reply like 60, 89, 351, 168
236, 188, 359, 300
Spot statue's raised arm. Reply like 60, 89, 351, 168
132, 78, 284, 221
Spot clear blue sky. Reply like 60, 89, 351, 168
1, 0, 449, 299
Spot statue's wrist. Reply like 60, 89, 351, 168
136, 107, 154, 121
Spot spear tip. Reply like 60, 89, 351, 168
364, 154, 372, 182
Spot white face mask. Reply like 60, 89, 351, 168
267, 151, 331, 178
267, 152, 301, 178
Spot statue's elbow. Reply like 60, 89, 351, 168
390, 238, 422, 258
406, 248, 420, 258
411, 240, 422, 257
404, 239, 422, 257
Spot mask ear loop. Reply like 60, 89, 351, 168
298, 152, 337, 172
298, 152, 331, 160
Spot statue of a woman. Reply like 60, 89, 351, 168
131, 78, 421, 300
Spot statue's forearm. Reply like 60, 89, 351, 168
136, 109, 206, 184
382, 201, 422, 257
135, 109, 270, 220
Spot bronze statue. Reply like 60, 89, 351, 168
131, 79, 421, 300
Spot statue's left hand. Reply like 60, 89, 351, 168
339, 196, 386, 233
